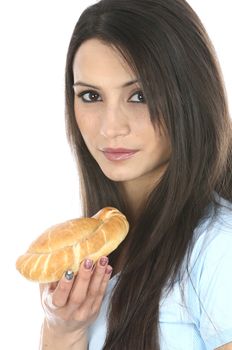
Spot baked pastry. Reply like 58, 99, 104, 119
16, 207, 129, 283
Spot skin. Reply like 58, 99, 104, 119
39, 38, 232, 349
71, 38, 232, 350
216, 344, 232, 350
73, 38, 171, 218
39, 257, 113, 349
40, 38, 171, 348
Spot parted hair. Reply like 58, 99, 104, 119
64, 0, 232, 348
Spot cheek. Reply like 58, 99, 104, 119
156, 135, 171, 161
74, 106, 97, 139
147, 124, 171, 158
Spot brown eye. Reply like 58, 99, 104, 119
77, 90, 102, 103
76, 89, 146, 104
129, 91, 146, 103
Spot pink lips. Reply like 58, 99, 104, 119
102, 148, 138, 161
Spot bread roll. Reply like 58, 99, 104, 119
16, 207, 129, 283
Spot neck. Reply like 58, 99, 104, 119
120, 162, 169, 223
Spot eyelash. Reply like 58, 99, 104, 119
76, 90, 146, 104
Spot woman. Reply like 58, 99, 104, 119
39, 0, 232, 349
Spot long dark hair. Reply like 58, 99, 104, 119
64, 0, 232, 348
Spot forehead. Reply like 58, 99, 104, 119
72, 38, 136, 85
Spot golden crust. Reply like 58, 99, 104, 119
16, 207, 129, 283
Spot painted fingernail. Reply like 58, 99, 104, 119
100, 257, 108, 266
84, 259, 93, 270
65, 270, 74, 280
106, 266, 113, 274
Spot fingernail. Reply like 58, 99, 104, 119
100, 257, 108, 266
84, 259, 93, 270
65, 270, 74, 280
106, 266, 113, 274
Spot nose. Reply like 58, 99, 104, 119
99, 105, 130, 139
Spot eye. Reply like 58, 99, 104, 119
129, 90, 146, 103
77, 90, 102, 103
76, 89, 146, 103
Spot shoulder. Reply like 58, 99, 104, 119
186, 193, 232, 308
191, 194, 232, 267
186, 195, 232, 349
180, 194, 232, 314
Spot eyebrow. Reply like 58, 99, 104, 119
73, 79, 139, 90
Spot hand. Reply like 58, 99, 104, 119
40, 256, 113, 336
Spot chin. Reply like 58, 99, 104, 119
101, 169, 137, 182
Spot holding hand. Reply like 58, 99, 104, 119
40, 256, 112, 337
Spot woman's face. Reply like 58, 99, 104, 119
72, 38, 171, 184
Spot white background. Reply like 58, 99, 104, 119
0, 1, 231, 349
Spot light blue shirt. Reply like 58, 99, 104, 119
88, 195, 232, 349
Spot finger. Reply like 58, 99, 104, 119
85, 264, 113, 315
51, 270, 75, 308
86, 257, 109, 299
41, 283, 57, 312
46, 291, 60, 311
39, 281, 58, 298
68, 258, 94, 306
95, 265, 113, 303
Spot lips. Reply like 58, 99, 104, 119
101, 148, 139, 161
102, 148, 138, 153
